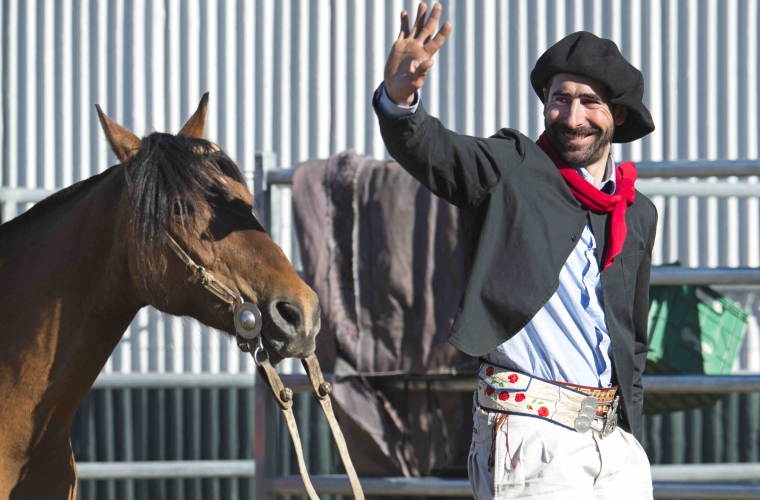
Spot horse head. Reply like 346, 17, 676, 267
95, 93, 320, 361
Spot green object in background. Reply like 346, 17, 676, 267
647, 285, 749, 374
644, 285, 750, 414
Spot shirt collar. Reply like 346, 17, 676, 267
575, 155, 616, 194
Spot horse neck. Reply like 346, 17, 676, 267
0, 167, 145, 454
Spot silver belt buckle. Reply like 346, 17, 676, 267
573, 396, 599, 433
600, 396, 619, 439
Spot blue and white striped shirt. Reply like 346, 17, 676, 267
484, 166, 615, 388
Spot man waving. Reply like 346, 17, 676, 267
374, 3, 656, 499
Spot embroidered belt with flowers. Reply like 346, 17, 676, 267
476, 362, 620, 437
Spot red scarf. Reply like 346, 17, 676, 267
535, 132, 636, 270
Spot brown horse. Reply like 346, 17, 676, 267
0, 94, 320, 499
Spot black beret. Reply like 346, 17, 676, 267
530, 31, 655, 143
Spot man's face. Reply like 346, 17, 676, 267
543, 73, 627, 166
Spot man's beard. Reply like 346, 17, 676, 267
545, 121, 614, 166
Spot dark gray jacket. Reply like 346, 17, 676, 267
374, 95, 657, 440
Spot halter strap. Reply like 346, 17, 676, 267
303, 355, 365, 499
255, 353, 365, 500
165, 233, 243, 309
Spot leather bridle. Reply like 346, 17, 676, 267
166, 233, 364, 499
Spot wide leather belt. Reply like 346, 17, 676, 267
476, 363, 619, 438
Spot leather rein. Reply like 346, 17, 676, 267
166, 234, 364, 499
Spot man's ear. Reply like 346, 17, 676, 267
614, 105, 628, 126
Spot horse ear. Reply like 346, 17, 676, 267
178, 92, 209, 138
95, 104, 141, 164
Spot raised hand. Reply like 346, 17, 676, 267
383, 2, 452, 105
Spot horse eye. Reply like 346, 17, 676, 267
174, 201, 195, 216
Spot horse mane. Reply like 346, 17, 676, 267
124, 132, 246, 277
1, 133, 246, 280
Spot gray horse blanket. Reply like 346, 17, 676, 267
292, 151, 478, 478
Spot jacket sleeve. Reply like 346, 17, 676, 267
631, 209, 658, 423
373, 89, 528, 208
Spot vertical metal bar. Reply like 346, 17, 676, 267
184, 388, 202, 499
72, 391, 96, 500
254, 371, 271, 500
347, 0, 364, 154
685, 408, 703, 464
330, 0, 347, 154
133, 387, 149, 499
313, 396, 333, 500
219, 387, 238, 499
118, 388, 136, 500
240, 385, 255, 500
645, 413, 662, 464
724, 393, 740, 462
96, 388, 116, 499
254, 0, 273, 154
82, 392, 97, 500
312, 0, 330, 159
702, 399, 720, 462
1, 201, 15, 223
273, 0, 291, 168
6, 0, 19, 191
279, 391, 293, 500
296, 393, 312, 499
239, 0, 255, 175
148, 388, 167, 500
0, 0, 5, 191
201, 387, 221, 500
167, 388, 185, 500
254, 151, 277, 230
663, 412, 684, 464
738, 393, 759, 462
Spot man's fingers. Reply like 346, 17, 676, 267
398, 10, 410, 39
419, 2, 442, 39
425, 21, 452, 55
412, 2, 428, 38
412, 58, 434, 80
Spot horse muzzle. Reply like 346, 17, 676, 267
261, 294, 320, 360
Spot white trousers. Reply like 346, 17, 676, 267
468, 405, 653, 500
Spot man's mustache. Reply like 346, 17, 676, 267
550, 124, 602, 139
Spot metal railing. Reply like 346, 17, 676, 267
77, 460, 255, 481
2, 158, 760, 224
262, 158, 760, 184
75, 373, 760, 485
90, 372, 255, 390
263, 477, 760, 499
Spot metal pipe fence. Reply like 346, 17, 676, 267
262, 159, 760, 186
3, 159, 760, 223
263, 476, 760, 499
89, 372, 760, 395
91, 373, 255, 390
77, 460, 255, 481
77, 374, 760, 485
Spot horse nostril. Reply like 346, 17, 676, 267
275, 301, 302, 329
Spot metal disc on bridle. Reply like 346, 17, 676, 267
234, 302, 263, 339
